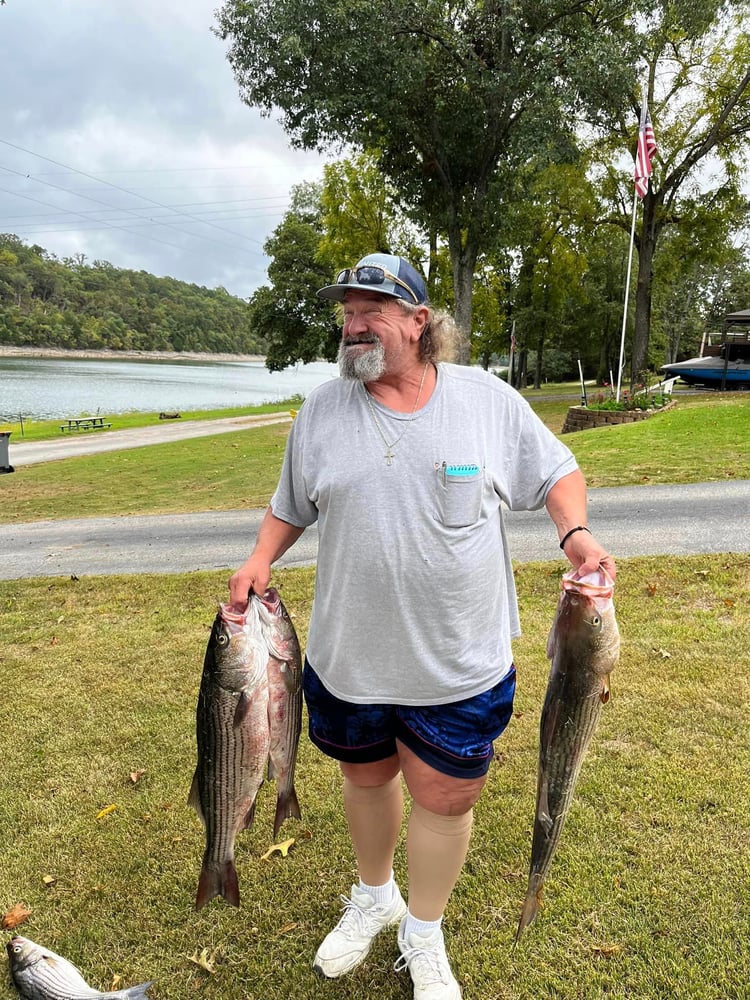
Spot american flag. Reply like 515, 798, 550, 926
634, 107, 658, 199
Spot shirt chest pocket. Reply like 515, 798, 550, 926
437, 464, 484, 528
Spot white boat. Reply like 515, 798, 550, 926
661, 309, 750, 389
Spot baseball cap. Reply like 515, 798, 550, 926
317, 253, 427, 305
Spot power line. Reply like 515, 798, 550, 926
0, 139, 273, 249
0, 178, 264, 260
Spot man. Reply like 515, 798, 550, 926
229, 252, 615, 1000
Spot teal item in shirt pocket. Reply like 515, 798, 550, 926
438, 462, 484, 528
444, 464, 481, 478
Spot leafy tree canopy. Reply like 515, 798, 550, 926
215, 0, 638, 359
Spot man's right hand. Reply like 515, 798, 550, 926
228, 557, 272, 609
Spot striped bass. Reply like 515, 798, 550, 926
6, 937, 152, 1000
189, 588, 302, 909
256, 588, 303, 838
515, 568, 620, 944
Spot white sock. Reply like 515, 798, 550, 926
359, 871, 396, 906
403, 909, 442, 940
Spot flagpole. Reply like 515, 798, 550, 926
617, 85, 649, 403
616, 187, 639, 402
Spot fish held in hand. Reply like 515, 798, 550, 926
189, 588, 303, 909
189, 596, 271, 910
515, 568, 620, 944
6, 936, 153, 1000
256, 587, 303, 839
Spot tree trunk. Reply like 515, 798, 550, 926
631, 192, 659, 384
449, 241, 477, 366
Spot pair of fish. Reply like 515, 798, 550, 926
515, 567, 620, 943
6, 936, 152, 1000
189, 587, 303, 910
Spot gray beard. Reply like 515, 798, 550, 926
338, 339, 387, 382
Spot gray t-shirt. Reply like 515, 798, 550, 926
271, 362, 578, 706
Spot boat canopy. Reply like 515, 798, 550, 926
724, 309, 750, 328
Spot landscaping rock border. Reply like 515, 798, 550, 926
561, 401, 675, 433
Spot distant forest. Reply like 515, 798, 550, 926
0, 234, 266, 355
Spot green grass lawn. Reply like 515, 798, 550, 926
0, 400, 302, 443
2, 378, 749, 998
1, 393, 748, 525
1, 556, 748, 1000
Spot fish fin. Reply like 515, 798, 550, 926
124, 982, 154, 999
233, 690, 254, 728
195, 860, 240, 910
545, 622, 557, 660
513, 876, 544, 948
600, 676, 611, 704
187, 771, 204, 823
536, 773, 554, 838
273, 786, 301, 839
267, 757, 275, 781
242, 797, 259, 830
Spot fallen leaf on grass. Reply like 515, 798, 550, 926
654, 648, 671, 659
260, 838, 296, 861
591, 943, 623, 957
129, 769, 147, 784
50, 636, 59, 646
42, 875, 56, 887
2, 903, 32, 929
646, 583, 657, 596
188, 947, 222, 974
277, 922, 298, 935
96, 804, 117, 820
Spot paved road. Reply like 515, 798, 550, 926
3, 480, 748, 580
6, 412, 293, 466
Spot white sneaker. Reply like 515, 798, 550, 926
313, 883, 407, 978
395, 920, 462, 999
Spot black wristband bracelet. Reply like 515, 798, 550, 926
559, 525, 591, 550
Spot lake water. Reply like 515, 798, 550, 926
0, 355, 340, 420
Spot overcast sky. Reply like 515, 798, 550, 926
0, 0, 329, 299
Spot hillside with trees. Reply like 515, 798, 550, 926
0, 234, 264, 355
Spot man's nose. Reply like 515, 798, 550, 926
344, 312, 369, 335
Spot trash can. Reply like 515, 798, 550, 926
0, 431, 14, 474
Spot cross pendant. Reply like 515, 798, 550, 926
385, 447, 394, 465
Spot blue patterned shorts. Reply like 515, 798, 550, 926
302, 659, 516, 779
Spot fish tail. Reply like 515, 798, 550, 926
513, 876, 544, 948
123, 982, 155, 999
195, 859, 240, 910
273, 786, 301, 839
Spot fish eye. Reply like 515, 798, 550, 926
12, 945, 22, 954
591, 615, 601, 626
216, 632, 229, 647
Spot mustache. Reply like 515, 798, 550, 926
342, 335, 378, 347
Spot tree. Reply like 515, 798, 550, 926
215, 0, 636, 363
248, 183, 340, 370
596, 1, 750, 382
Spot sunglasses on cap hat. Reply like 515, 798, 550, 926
335, 264, 420, 304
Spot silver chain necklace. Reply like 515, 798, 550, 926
362, 363, 429, 466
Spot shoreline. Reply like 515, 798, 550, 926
0, 345, 266, 363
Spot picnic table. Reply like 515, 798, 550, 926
59, 416, 112, 433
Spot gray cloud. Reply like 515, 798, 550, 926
0, 0, 327, 297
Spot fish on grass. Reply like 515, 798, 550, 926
189, 587, 303, 910
6, 936, 152, 1000
515, 568, 620, 945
